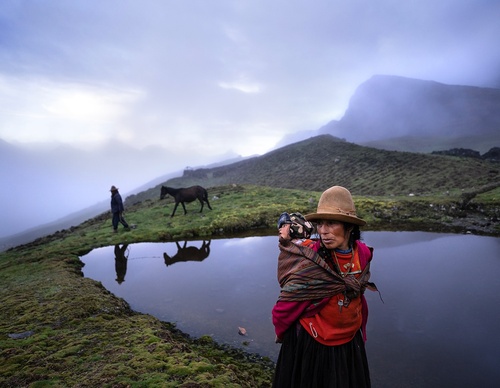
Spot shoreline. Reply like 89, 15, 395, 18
1, 186, 498, 386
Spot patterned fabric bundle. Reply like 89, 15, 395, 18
277, 212, 314, 239
289, 212, 314, 239
277, 240, 372, 301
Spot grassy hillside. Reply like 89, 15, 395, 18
2, 185, 313, 387
127, 135, 500, 204
2, 135, 499, 386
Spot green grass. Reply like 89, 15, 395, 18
1, 184, 498, 387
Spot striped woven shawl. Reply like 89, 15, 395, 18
277, 239, 373, 302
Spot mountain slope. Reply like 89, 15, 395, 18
127, 135, 500, 204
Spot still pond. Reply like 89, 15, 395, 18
80, 231, 500, 388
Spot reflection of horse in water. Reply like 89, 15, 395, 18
163, 240, 211, 267
114, 244, 129, 284
160, 185, 212, 217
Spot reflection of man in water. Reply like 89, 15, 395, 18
114, 244, 129, 284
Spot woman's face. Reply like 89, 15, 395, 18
316, 219, 350, 250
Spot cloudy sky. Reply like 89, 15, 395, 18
1, 0, 499, 157
1, 0, 500, 239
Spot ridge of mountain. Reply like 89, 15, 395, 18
344, 75, 500, 137
127, 134, 500, 204
358, 133, 500, 154
298, 75, 500, 153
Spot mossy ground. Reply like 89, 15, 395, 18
1, 185, 498, 387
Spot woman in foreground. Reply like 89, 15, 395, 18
272, 186, 377, 388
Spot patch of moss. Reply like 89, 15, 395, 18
1, 184, 498, 387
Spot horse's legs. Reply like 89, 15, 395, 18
171, 202, 180, 217
181, 202, 187, 215
205, 198, 212, 210
198, 199, 204, 213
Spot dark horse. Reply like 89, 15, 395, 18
160, 185, 212, 217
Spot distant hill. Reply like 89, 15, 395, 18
127, 135, 500, 205
0, 157, 250, 251
359, 134, 500, 154
0, 136, 247, 242
0, 201, 109, 252
4, 134, 499, 250
297, 75, 500, 153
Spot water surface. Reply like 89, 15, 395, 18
81, 232, 500, 387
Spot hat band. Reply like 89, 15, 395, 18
318, 207, 357, 217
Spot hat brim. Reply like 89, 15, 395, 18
305, 212, 366, 226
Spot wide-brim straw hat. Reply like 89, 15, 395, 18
305, 186, 366, 226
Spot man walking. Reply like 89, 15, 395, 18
110, 185, 129, 232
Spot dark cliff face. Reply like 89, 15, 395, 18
482, 147, 500, 162
431, 146, 499, 162
336, 75, 500, 141
431, 148, 481, 158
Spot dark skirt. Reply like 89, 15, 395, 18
273, 325, 370, 388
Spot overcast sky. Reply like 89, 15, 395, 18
1, 0, 499, 158
1, 0, 500, 240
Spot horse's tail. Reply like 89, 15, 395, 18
202, 188, 208, 201
202, 188, 212, 209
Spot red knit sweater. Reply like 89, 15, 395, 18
272, 240, 372, 343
